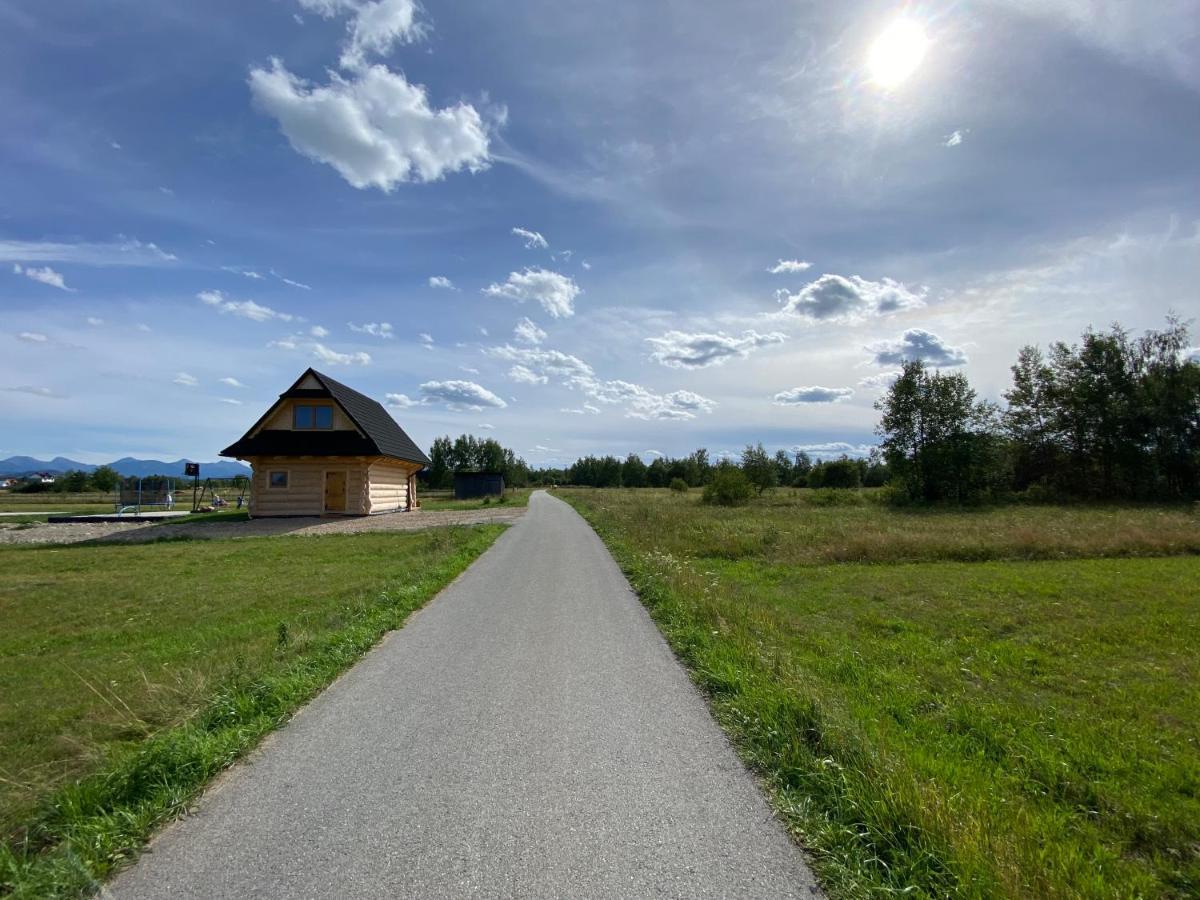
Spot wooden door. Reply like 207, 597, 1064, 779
323, 470, 347, 513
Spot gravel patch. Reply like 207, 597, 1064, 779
0, 508, 525, 546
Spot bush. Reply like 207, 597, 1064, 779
669, 478, 689, 493
701, 469, 753, 507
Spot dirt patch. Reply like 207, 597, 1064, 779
0, 507, 526, 546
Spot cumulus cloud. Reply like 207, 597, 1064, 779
13, 263, 73, 291
773, 385, 855, 404
513, 317, 546, 345
768, 259, 812, 274
777, 274, 926, 321
220, 377, 246, 388
174, 372, 199, 387
198, 289, 294, 322
858, 370, 902, 390
249, 60, 492, 191
297, 0, 425, 71
646, 329, 785, 369
483, 268, 580, 318
17, 332, 48, 343
512, 227, 548, 249
349, 321, 394, 339
577, 379, 715, 421
793, 442, 876, 460
486, 345, 594, 380
310, 325, 329, 338
312, 343, 371, 365
385, 392, 417, 408
419, 379, 507, 411
868, 329, 968, 367
508, 364, 548, 385
429, 275, 456, 290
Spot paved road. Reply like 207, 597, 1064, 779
110, 491, 820, 899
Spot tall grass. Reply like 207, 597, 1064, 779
565, 489, 1200, 898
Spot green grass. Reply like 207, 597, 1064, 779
419, 487, 533, 511
563, 488, 1200, 898
0, 526, 504, 896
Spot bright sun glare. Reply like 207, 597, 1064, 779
867, 18, 930, 89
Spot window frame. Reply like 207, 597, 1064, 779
293, 404, 334, 430
268, 470, 290, 489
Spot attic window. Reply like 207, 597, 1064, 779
294, 405, 333, 430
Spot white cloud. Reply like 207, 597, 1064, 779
777, 273, 926, 321
298, 0, 426, 72
3, 385, 65, 399
174, 372, 199, 387
1186, 347, 1200, 363
222, 266, 266, 280
249, 59, 492, 191
13, 263, 72, 291
646, 329, 785, 369
219, 398, 243, 406
792, 442, 876, 460
311, 325, 329, 338
270, 336, 299, 351
483, 268, 580, 318
768, 259, 812, 274
581, 260, 592, 270
0, 238, 175, 267
17, 332, 48, 343
858, 370, 902, 390
513, 317, 546, 345
273, 271, 312, 290
486, 344, 594, 380
419, 332, 434, 348
86, 317, 104, 326
349, 321, 394, 339
478, 423, 495, 430
643, 449, 663, 457
576, 378, 715, 421
312, 343, 371, 365
385, 392, 418, 408
867, 329, 968, 367
419, 379, 507, 411
944, 129, 967, 147
508, 364, 548, 385
459, 365, 480, 374
220, 377, 246, 388
512, 226, 548, 249
428, 275, 456, 290
198, 289, 294, 322
773, 385, 855, 404
136, 323, 152, 333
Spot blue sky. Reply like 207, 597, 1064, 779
2, 0, 1198, 467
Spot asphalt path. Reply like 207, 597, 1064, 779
110, 490, 820, 898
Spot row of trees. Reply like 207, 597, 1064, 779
878, 317, 1200, 503
424, 434, 532, 489
12, 466, 122, 493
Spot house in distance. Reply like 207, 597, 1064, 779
220, 369, 431, 517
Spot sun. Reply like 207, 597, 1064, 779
867, 18, 930, 89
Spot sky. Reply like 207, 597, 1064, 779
2, 0, 1198, 468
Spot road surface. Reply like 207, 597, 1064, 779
110, 491, 820, 899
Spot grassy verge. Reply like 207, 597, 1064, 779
564, 489, 1199, 898
0, 525, 504, 897
420, 488, 533, 512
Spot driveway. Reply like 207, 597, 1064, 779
109, 490, 820, 898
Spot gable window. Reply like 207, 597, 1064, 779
293, 404, 334, 430
269, 471, 289, 489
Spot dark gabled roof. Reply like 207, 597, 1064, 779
220, 368, 431, 467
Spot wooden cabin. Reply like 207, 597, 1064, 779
220, 368, 431, 517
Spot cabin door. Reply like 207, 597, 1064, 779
323, 470, 347, 513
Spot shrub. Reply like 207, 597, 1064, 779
669, 478, 689, 493
701, 469, 753, 507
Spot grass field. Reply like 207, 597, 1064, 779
419, 487, 533, 511
0, 525, 505, 896
563, 488, 1200, 899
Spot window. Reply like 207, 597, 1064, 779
269, 471, 289, 489
293, 404, 333, 429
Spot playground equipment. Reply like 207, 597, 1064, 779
192, 476, 251, 512
115, 477, 176, 516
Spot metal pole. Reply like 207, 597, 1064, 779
192, 472, 199, 512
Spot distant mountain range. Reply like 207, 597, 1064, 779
0, 456, 251, 478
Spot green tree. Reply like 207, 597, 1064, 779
740, 442, 777, 495
89, 465, 120, 493
622, 453, 649, 487
701, 466, 752, 506
58, 470, 90, 492
427, 436, 453, 489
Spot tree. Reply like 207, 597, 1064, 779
772, 450, 793, 488
701, 467, 752, 506
646, 457, 669, 488
1004, 345, 1059, 491
740, 442, 777, 495
622, 453, 649, 487
89, 466, 120, 493
427, 436, 453, 489
58, 470, 90, 492
792, 451, 813, 487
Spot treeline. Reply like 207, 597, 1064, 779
878, 317, 1200, 503
10, 466, 122, 493
425, 434, 532, 489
